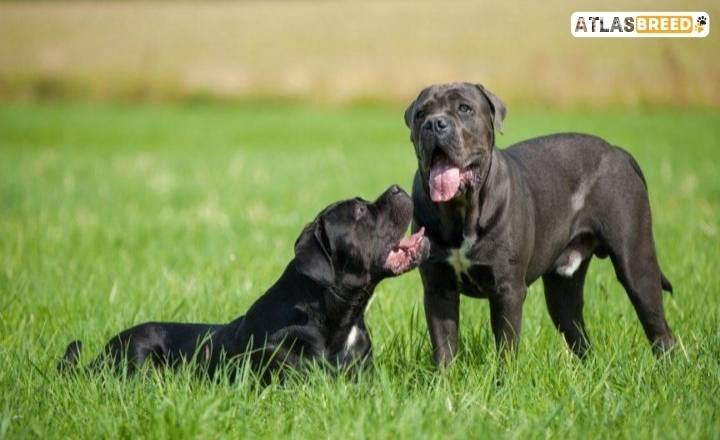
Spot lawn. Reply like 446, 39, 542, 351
0, 102, 718, 438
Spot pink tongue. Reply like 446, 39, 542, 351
398, 227, 425, 248
429, 157, 461, 202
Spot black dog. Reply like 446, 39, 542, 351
405, 82, 674, 366
59, 185, 430, 377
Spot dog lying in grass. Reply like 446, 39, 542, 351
59, 185, 429, 378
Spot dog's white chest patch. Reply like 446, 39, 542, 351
447, 238, 474, 278
343, 325, 360, 354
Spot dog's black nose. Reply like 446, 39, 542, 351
424, 116, 450, 134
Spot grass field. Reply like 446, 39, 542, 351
0, 102, 719, 438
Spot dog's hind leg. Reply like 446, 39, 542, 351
543, 258, 592, 358
57, 340, 83, 373
607, 240, 675, 356
89, 322, 170, 374
596, 163, 675, 355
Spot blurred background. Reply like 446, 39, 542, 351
1, 0, 718, 107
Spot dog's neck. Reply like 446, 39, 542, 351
285, 260, 373, 331
434, 148, 510, 243
321, 286, 373, 355
475, 148, 510, 229
287, 261, 375, 356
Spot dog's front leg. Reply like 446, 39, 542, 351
421, 262, 460, 368
488, 281, 526, 357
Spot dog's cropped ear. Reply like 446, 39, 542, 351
294, 217, 335, 286
475, 84, 507, 135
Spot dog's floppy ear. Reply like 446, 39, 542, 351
405, 86, 432, 128
475, 84, 507, 135
404, 99, 416, 128
294, 216, 335, 286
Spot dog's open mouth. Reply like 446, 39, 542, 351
384, 227, 430, 274
429, 153, 477, 202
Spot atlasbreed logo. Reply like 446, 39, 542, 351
571, 12, 709, 38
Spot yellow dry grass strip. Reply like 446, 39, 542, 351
0, 1, 718, 105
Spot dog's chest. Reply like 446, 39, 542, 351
445, 237, 494, 297
446, 238, 474, 278
343, 325, 361, 354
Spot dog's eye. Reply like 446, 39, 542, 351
414, 110, 425, 121
458, 104, 472, 113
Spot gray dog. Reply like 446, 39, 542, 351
405, 82, 674, 366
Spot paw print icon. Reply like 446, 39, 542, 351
697, 16, 707, 25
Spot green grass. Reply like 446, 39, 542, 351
1, 102, 719, 438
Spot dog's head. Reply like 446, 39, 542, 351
404, 82, 506, 203
293, 185, 430, 290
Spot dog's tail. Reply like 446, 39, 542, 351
619, 147, 673, 295
57, 340, 83, 373
661, 272, 674, 294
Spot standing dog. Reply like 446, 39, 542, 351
405, 83, 674, 366
59, 185, 429, 377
